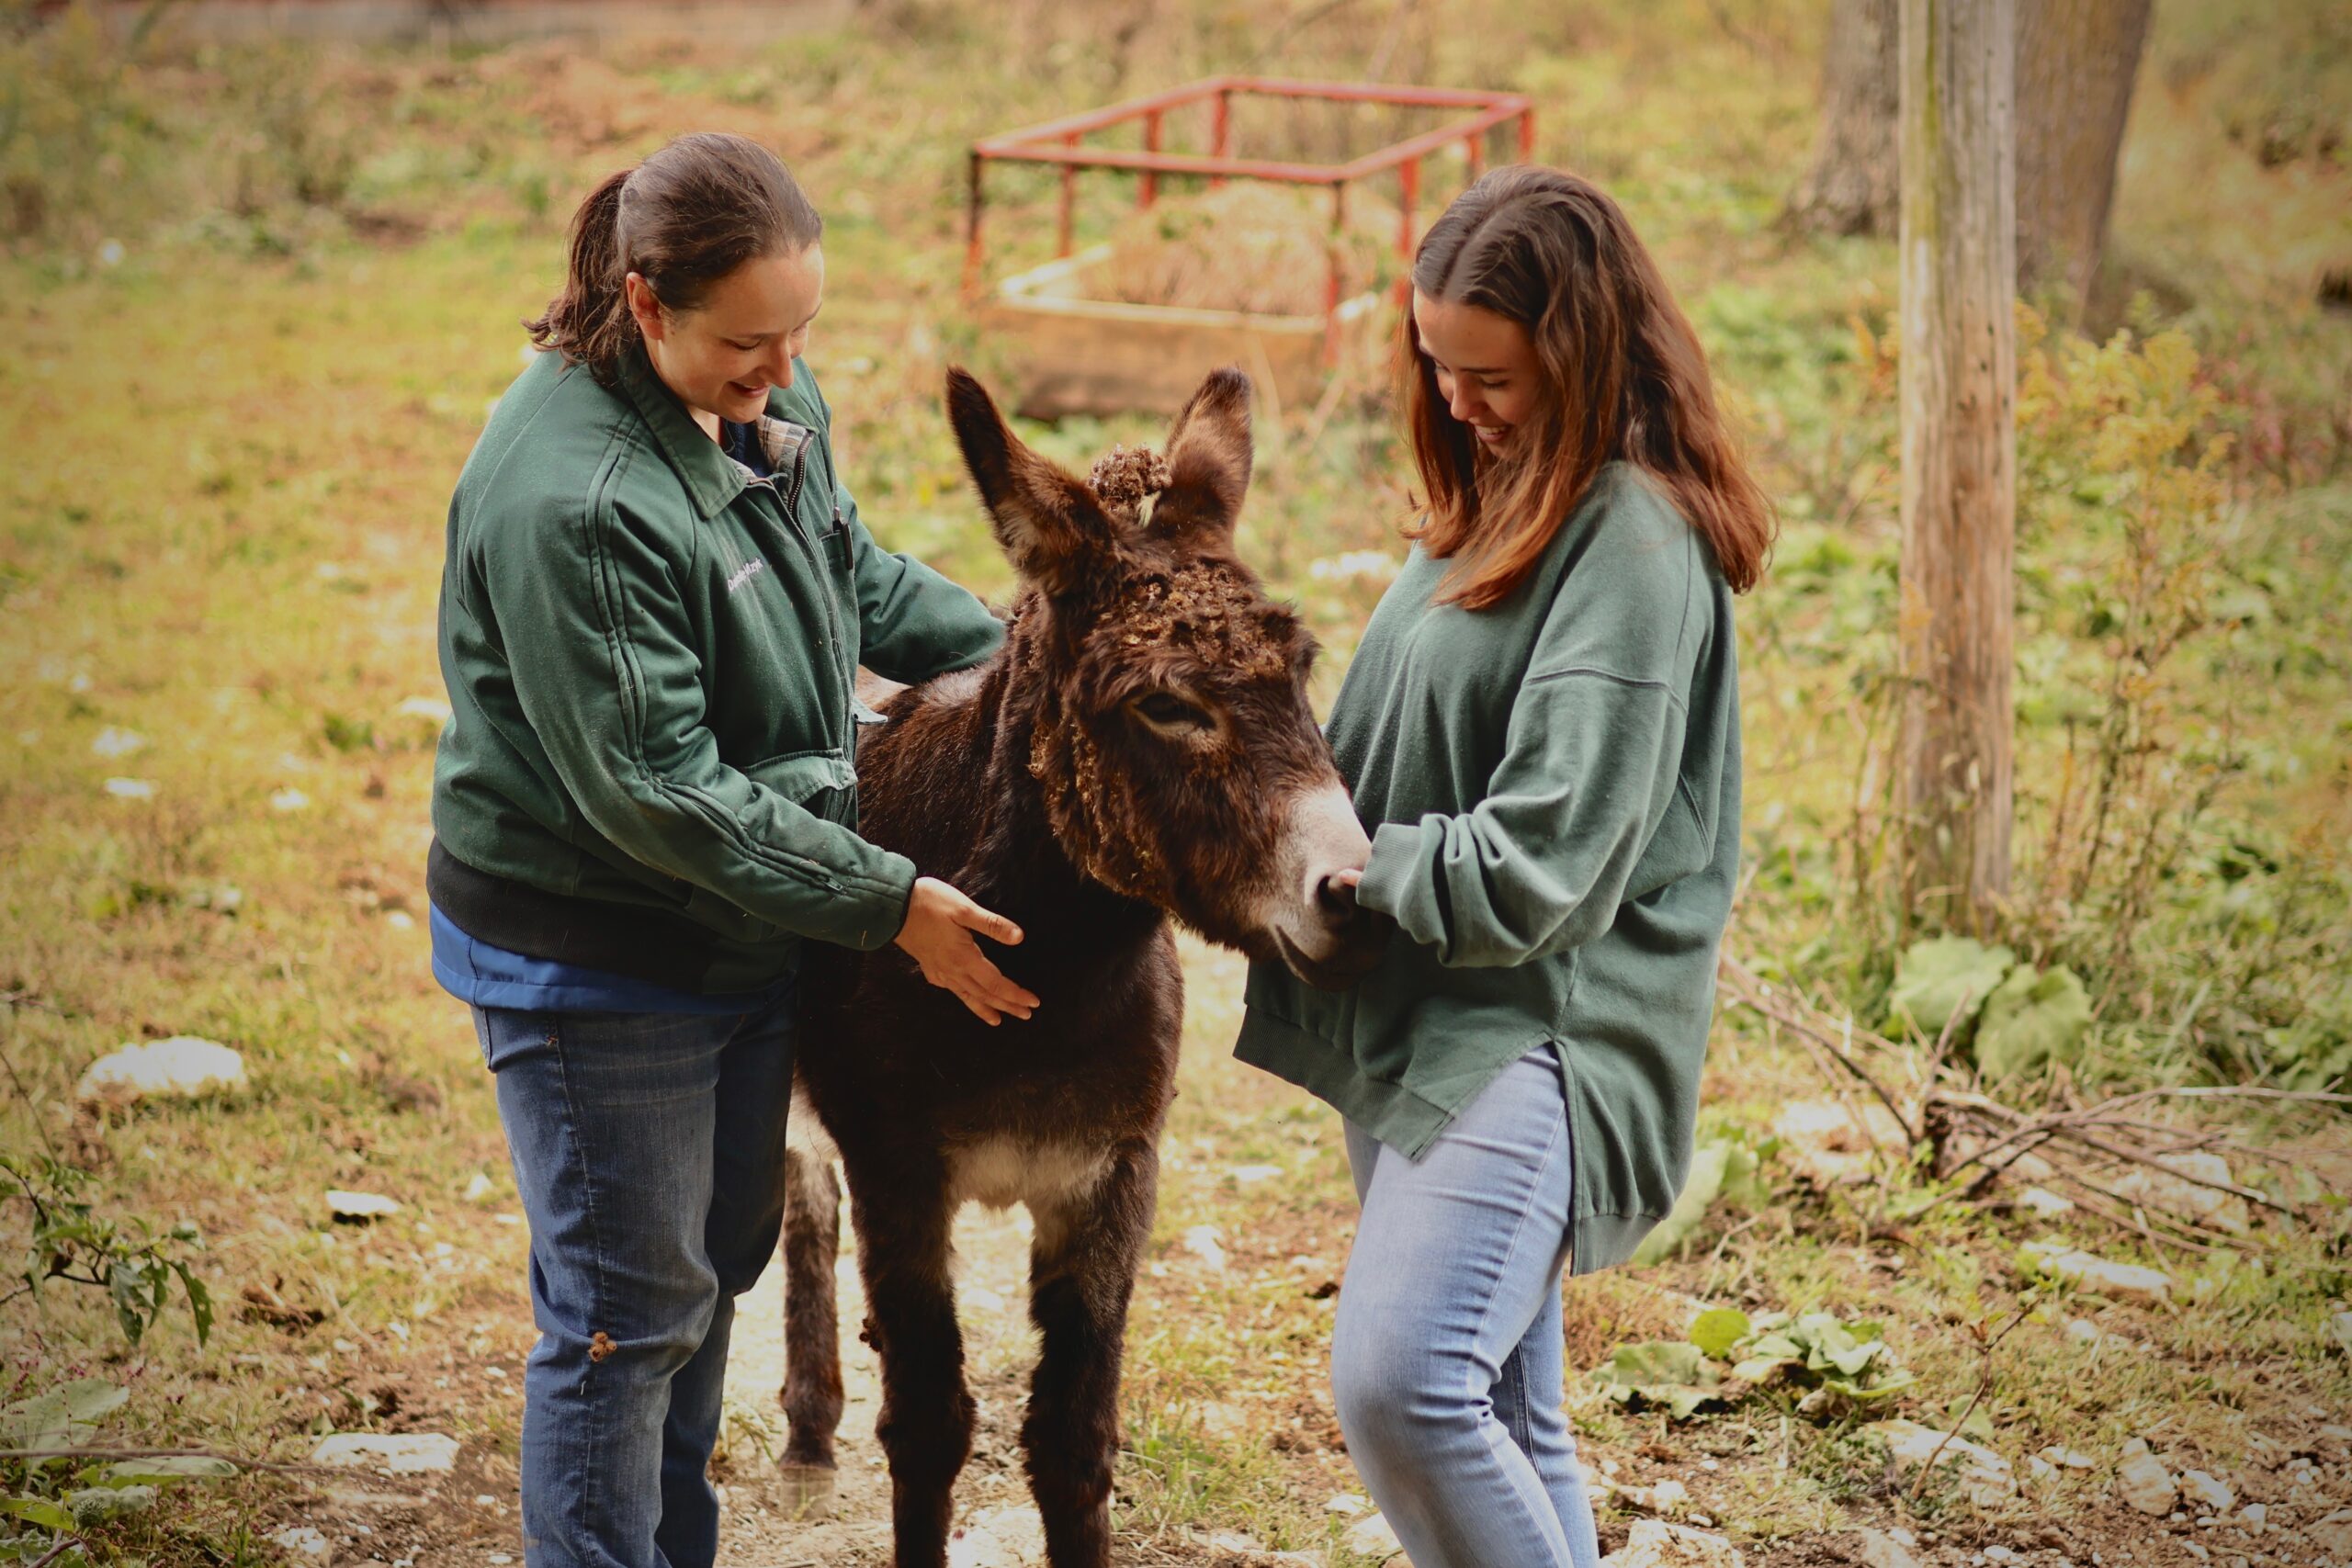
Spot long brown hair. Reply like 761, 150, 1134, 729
526, 132, 823, 385
1400, 165, 1774, 605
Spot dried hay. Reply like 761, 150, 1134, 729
1098, 183, 1399, 317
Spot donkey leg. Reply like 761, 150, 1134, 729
1023, 1138, 1159, 1568
845, 1153, 970, 1568
777, 1146, 844, 1512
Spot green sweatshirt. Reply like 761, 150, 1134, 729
1235, 463, 1742, 1274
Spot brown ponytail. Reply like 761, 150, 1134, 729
526, 131, 823, 385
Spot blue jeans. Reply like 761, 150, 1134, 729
473, 994, 796, 1568
1331, 1043, 1601, 1568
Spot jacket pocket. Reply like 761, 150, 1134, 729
681, 748, 853, 940
820, 502, 854, 577
743, 748, 858, 827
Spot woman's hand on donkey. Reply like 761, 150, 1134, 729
894, 875, 1042, 1025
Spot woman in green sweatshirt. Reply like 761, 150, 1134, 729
1233, 166, 1775, 1566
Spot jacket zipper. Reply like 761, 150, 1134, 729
746, 435, 854, 759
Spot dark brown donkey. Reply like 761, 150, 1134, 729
776, 366, 1387, 1567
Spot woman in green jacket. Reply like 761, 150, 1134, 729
1234, 166, 1774, 1566
428, 133, 1036, 1568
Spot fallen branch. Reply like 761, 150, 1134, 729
2048, 1125, 2290, 1215
1717, 951, 2346, 1250
1910, 1295, 2037, 1504
1719, 955, 1919, 1145
0, 1444, 341, 1476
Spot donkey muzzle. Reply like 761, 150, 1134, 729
1268, 782, 1389, 988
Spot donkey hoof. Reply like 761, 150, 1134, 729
775, 1461, 836, 1517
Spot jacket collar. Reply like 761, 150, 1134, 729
616, 347, 822, 518
616, 344, 749, 521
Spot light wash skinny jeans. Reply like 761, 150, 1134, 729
1332, 1043, 1602, 1568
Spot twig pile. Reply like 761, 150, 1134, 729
1716, 953, 2349, 1252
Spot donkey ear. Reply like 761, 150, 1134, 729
944, 367, 1117, 596
1150, 367, 1254, 543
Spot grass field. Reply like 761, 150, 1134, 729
3, 1, 2350, 1564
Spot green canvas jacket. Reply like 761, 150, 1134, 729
429, 345, 1003, 992
1234, 464, 1742, 1273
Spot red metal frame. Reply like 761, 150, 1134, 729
966, 75, 1536, 359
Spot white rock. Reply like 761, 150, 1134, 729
269, 787, 311, 812
2025, 1241, 2174, 1303
1307, 551, 1402, 584
1342, 1513, 1404, 1559
947, 1506, 1046, 1568
2062, 1316, 2133, 1352
1183, 1224, 1227, 1272
1227, 1163, 1284, 1184
1617, 1478, 1691, 1516
92, 727, 147, 758
1602, 1518, 1745, 1568
1770, 1099, 1905, 1183
2038, 1445, 2097, 1470
271, 1527, 332, 1561
394, 696, 453, 725
326, 1189, 402, 1222
2112, 1152, 2250, 1235
2007, 1149, 2057, 1182
463, 1171, 496, 1203
2180, 1470, 2234, 1512
2018, 1186, 2075, 1216
1197, 1401, 1246, 1438
1865, 1418, 2017, 1504
104, 776, 155, 799
961, 1285, 1006, 1314
2116, 1440, 2177, 1516
311, 1432, 458, 1474
1323, 1492, 1369, 1516
2239, 1503, 2267, 1529
77, 1037, 246, 1105
2330, 1311, 2352, 1355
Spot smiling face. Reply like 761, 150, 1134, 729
1411, 288, 1544, 451
628, 243, 825, 435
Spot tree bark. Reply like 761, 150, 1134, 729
1899, 0, 2018, 935
1792, 0, 2150, 318
2015, 0, 2153, 312
1788, 0, 1902, 237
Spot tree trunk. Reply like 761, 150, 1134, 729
1898, 0, 2018, 935
1788, 0, 1901, 237
2015, 0, 2153, 313
1792, 0, 2150, 319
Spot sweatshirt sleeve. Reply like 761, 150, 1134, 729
807, 378, 1005, 683
484, 491, 917, 953
1354, 528, 1699, 969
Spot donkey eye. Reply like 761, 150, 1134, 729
1134, 692, 1212, 731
